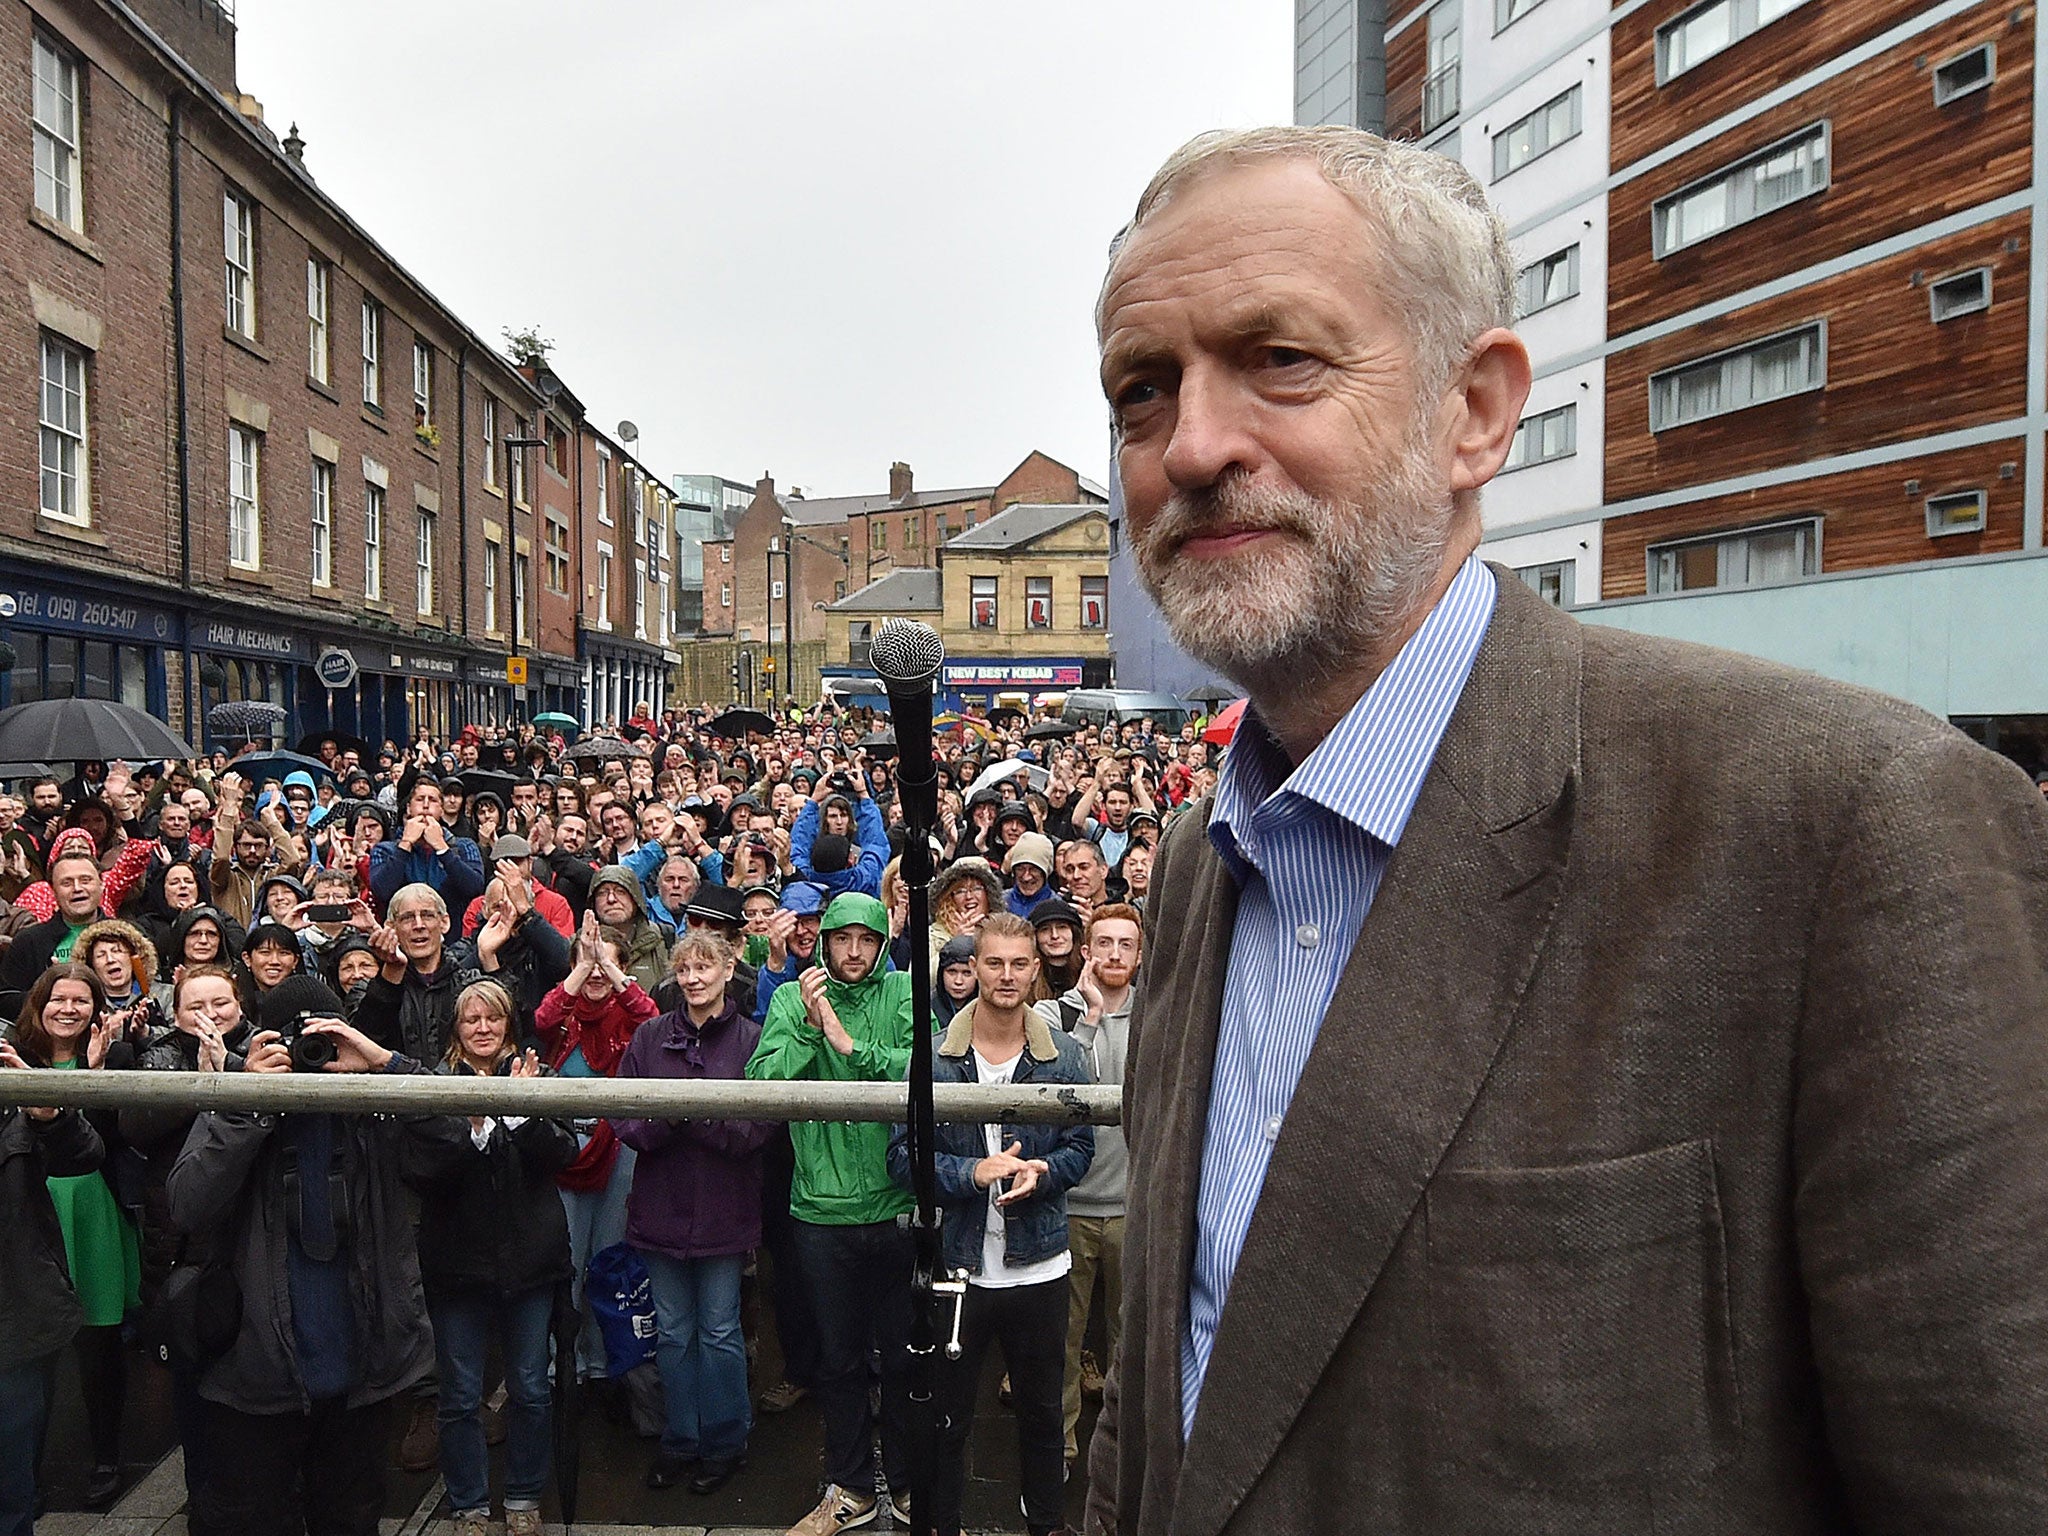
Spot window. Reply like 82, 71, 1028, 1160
770, 579, 785, 600
484, 541, 499, 631
1080, 576, 1108, 629
309, 460, 333, 587
415, 510, 435, 615
970, 575, 997, 629
546, 421, 569, 477
935, 515, 950, 541
634, 559, 647, 638
719, 582, 731, 608
223, 191, 255, 336
1657, 0, 1811, 83
364, 482, 383, 601
1424, 1, 1461, 131
1025, 576, 1053, 629
849, 620, 873, 666
411, 340, 433, 430
596, 550, 613, 627
361, 299, 381, 407
38, 334, 88, 525
595, 447, 611, 523
481, 397, 498, 488
1493, 86, 1580, 179
834, 580, 847, 600
544, 514, 569, 593
306, 260, 331, 382
1514, 561, 1575, 606
1930, 268, 1992, 322
871, 519, 886, 550
720, 544, 730, 563
510, 417, 529, 506
1517, 245, 1580, 316
228, 425, 261, 569
1650, 322, 1825, 431
903, 515, 917, 545
32, 37, 82, 231
1654, 123, 1828, 257
513, 553, 530, 641
1934, 43, 1996, 106
1503, 403, 1576, 470
1648, 516, 1819, 593
1926, 490, 1987, 537
1495, 0, 1543, 30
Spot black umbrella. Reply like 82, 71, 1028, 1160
704, 708, 776, 740
0, 698, 196, 765
856, 729, 898, 760
444, 769, 525, 808
987, 705, 1026, 728
562, 736, 645, 763
221, 749, 336, 788
550, 1280, 583, 1524
208, 700, 287, 742
1023, 718, 1081, 741
294, 728, 371, 760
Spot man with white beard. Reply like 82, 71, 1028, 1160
1086, 126, 2048, 1536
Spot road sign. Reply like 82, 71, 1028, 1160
506, 656, 529, 685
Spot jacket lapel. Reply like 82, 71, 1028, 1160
1168, 571, 1582, 1536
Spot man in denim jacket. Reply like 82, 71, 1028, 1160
888, 913, 1094, 1536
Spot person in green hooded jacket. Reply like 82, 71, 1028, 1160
746, 892, 924, 1536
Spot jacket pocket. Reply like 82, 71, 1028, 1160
1424, 1138, 1737, 1487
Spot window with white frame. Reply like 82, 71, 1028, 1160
635, 559, 647, 638
38, 334, 89, 526
1026, 576, 1053, 629
544, 514, 569, 593
1517, 244, 1580, 316
1657, 0, 1812, 83
484, 540, 499, 631
510, 417, 529, 506
1926, 489, 1987, 537
309, 459, 333, 586
1654, 123, 1828, 257
361, 299, 381, 407
411, 340, 433, 431
1648, 515, 1819, 593
415, 509, 435, 615
1424, 1, 1461, 131
223, 191, 255, 337
364, 481, 384, 601
720, 544, 730, 563
1080, 575, 1108, 629
1493, 86, 1580, 180
1650, 322, 1825, 431
1929, 268, 1992, 323
1503, 403, 1577, 470
1933, 44, 1996, 107
970, 575, 998, 629
513, 553, 530, 641
306, 260, 331, 382
32, 37, 82, 232
596, 549, 613, 628
1495, 0, 1544, 30
596, 448, 611, 523
719, 582, 731, 608
481, 396, 499, 488
228, 425, 261, 569
1514, 561, 1575, 606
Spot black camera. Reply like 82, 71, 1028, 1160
258, 976, 352, 1074
275, 1013, 339, 1074
828, 773, 856, 794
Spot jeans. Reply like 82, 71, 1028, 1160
934, 1277, 1069, 1536
430, 1288, 555, 1514
791, 1217, 915, 1492
0, 1353, 58, 1536
560, 1141, 636, 1378
640, 1250, 750, 1463
1062, 1214, 1124, 1457
187, 1394, 393, 1536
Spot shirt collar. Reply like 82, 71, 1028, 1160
1209, 555, 1498, 871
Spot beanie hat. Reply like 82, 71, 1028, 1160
1004, 832, 1055, 877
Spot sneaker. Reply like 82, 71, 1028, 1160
759, 1378, 811, 1414
788, 1483, 880, 1536
449, 1512, 490, 1536
998, 1371, 1013, 1406
84, 1463, 121, 1507
888, 1486, 911, 1525
1080, 1349, 1106, 1402
505, 1508, 544, 1536
397, 1395, 439, 1472
691, 1455, 746, 1495
647, 1452, 698, 1489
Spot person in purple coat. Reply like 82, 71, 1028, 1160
611, 931, 771, 1497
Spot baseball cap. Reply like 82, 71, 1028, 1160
778, 881, 829, 917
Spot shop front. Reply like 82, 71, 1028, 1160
939, 656, 1105, 712
193, 615, 313, 750
0, 571, 177, 718
579, 628, 671, 729
536, 657, 581, 722
461, 654, 522, 732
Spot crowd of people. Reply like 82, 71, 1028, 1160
0, 696, 1200, 1536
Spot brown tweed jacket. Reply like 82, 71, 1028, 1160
1085, 567, 2048, 1536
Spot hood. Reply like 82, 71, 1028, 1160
169, 903, 241, 957
257, 873, 307, 906
588, 865, 651, 922
819, 891, 888, 938
72, 919, 159, 992
932, 859, 1001, 913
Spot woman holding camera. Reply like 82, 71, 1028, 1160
404, 979, 576, 1536
11, 962, 136, 1505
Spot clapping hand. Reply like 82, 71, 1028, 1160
508, 1047, 542, 1080
0, 1040, 56, 1119
1075, 957, 1105, 1023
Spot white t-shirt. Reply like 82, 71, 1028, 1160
971, 1044, 1071, 1290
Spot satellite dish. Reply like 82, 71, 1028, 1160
617, 420, 639, 444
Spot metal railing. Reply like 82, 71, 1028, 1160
0, 1072, 1122, 1126
1423, 61, 1462, 132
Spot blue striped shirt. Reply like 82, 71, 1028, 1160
1180, 556, 1497, 1438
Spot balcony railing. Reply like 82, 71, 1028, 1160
1423, 60, 1462, 132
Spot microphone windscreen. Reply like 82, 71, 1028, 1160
870, 619, 945, 689
259, 975, 347, 1032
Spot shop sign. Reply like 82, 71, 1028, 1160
203, 618, 309, 661
8, 583, 177, 643
942, 660, 1084, 688
314, 647, 360, 690
392, 650, 459, 679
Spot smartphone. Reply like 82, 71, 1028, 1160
307, 903, 354, 923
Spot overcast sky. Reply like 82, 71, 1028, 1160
235, 2, 1292, 498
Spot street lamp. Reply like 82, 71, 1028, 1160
504, 434, 546, 715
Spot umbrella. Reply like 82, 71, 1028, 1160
550, 1280, 583, 1524
1203, 698, 1249, 746
531, 712, 579, 732
968, 758, 1049, 799
1023, 718, 1080, 742
445, 768, 525, 807
1180, 684, 1237, 709
856, 729, 898, 760
208, 700, 286, 741
294, 728, 370, 760
221, 749, 336, 787
0, 698, 196, 765
704, 708, 776, 740
562, 736, 645, 763
987, 705, 1026, 728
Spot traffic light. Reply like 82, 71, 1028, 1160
763, 655, 777, 677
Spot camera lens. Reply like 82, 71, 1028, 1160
290, 1030, 338, 1073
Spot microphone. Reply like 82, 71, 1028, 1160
870, 618, 944, 844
